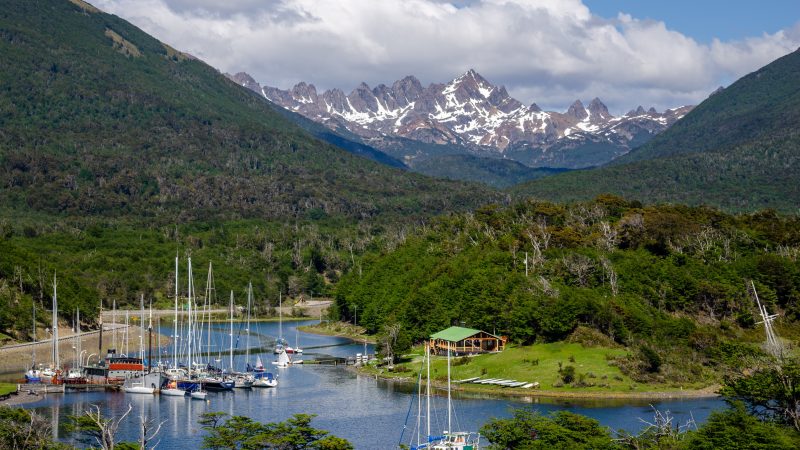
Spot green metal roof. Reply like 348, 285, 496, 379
430, 326, 483, 342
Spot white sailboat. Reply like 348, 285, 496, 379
188, 258, 208, 400
271, 349, 291, 368
274, 291, 286, 354
228, 290, 254, 389
402, 342, 480, 450
285, 328, 304, 355
124, 295, 155, 394
162, 254, 187, 397
25, 303, 42, 382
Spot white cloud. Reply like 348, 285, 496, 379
94, 0, 800, 113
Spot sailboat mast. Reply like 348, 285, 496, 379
139, 294, 145, 361
447, 346, 451, 433
426, 341, 431, 440
279, 291, 282, 340
72, 313, 77, 367
188, 257, 193, 375
206, 262, 213, 367
76, 308, 81, 367
124, 310, 129, 356
148, 300, 153, 373
229, 291, 234, 371
246, 283, 252, 369
112, 301, 117, 351
174, 254, 179, 370
31, 303, 36, 367
98, 299, 103, 356
52, 274, 59, 370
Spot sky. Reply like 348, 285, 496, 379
93, 0, 800, 114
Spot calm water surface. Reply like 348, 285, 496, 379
26, 320, 726, 449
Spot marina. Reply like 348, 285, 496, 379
4, 319, 727, 449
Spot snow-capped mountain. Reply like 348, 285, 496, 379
229, 70, 692, 168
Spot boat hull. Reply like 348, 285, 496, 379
161, 388, 186, 396
124, 386, 155, 394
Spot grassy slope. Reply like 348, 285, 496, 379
512, 49, 800, 212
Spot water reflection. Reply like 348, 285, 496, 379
27, 320, 725, 449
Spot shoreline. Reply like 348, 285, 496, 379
298, 323, 377, 344
299, 327, 720, 401
0, 389, 48, 407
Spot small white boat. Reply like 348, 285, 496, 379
161, 380, 186, 396
191, 390, 208, 400
234, 375, 254, 389
124, 384, 155, 394
161, 388, 186, 396
271, 351, 291, 368
252, 373, 277, 388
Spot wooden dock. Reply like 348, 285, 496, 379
17, 383, 65, 394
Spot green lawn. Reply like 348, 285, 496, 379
374, 343, 708, 393
0, 383, 17, 396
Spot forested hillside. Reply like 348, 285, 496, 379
335, 197, 800, 381
0, 0, 498, 221
0, 0, 504, 339
513, 49, 800, 212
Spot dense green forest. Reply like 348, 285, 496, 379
0, 215, 417, 340
0, 0, 503, 339
514, 48, 800, 212
0, 0, 499, 221
335, 197, 800, 382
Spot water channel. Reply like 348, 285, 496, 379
21, 320, 726, 448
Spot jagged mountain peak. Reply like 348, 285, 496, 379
256, 70, 693, 162
226, 71, 261, 92
587, 97, 611, 121
566, 100, 588, 119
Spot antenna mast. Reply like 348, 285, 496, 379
751, 281, 782, 358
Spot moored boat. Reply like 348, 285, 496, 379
252, 372, 277, 388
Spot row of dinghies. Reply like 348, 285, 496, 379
455, 377, 539, 389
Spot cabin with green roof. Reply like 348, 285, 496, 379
429, 326, 506, 355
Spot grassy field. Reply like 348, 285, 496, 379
365, 343, 712, 395
0, 383, 17, 396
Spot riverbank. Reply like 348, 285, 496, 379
298, 321, 376, 344
353, 341, 719, 401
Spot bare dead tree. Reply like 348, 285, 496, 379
538, 276, 560, 298
598, 221, 619, 252
600, 257, 619, 297
382, 322, 401, 366
563, 254, 594, 287
80, 403, 133, 450
138, 413, 168, 449
537, 219, 551, 250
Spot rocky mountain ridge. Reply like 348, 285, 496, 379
229, 70, 692, 168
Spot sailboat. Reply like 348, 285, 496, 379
124, 295, 156, 394
401, 342, 480, 450
227, 290, 253, 389
272, 349, 291, 368
285, 328, 304, 355
25, 303, 42, 383
162, 254, 187, 397
40, 274, 60, 381
252, 370, 277, 388
273, 292, 286, 354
